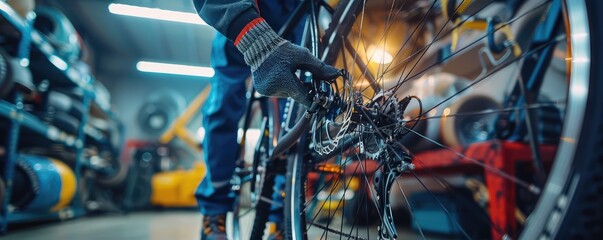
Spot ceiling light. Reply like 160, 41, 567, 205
108, 3, 207, 25
137, 61, 215, 78
49, 55, 68, 71
368, 46, 394, 64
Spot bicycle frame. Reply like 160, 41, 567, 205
495, 0, 563, 181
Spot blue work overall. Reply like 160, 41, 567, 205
196, 0, 304, 221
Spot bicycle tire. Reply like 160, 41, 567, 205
524, 1, 603, 239
231, 97, 283, 240
233, 174, 275, 240
285, 0, 603, 239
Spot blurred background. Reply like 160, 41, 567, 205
0, 0, 217, 239
0, 0, 571, 239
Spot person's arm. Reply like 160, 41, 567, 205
192, 0, 259, 42
193, 0, 341, 107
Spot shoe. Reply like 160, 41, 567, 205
201, 214, 227, 240
267, 222, 284, 240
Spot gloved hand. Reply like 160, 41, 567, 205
235, 18, 341, 107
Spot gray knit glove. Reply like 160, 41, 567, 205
235, 19, 340, 107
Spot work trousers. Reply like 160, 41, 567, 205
196, 0, 304, 216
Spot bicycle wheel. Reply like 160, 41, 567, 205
285, 0, 603, 239
230, 96, 282, 240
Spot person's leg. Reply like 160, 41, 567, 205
196, 32, 249, 217
198, 1, 305, 236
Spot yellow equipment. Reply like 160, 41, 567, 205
159, 86, 210, 150
50, 159, 77, 211
150, 162, 206, 207
150, 86, 211, 207
442, 0, 522, 56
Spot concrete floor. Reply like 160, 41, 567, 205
4, 211, 202, 240
4, 210, 446, 240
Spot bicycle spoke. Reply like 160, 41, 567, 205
350, 0, 368, 89
303, 157, 354, 207
406, 102, 565, 122
306, 163, 347, 232
350, 149, 387, 222
359, 0, 550, 101
408, 157, 508, 236
381, 0, 494, 86
305, 154, 370, 238
342, 151, 382, 239
368, 101, 565, 133
347, 0, 411, 92
366, 31, 562, 137
358, 0, 477, 95
409, 171, 473, 240
401, 124, 540, 194
382, 0, 440, 93
339, 156, 346, 240
387, 1, 552, 95
415, 35, 564, 122
292, 1, 577, 239
344, 40, 380, 92
307, 178, 341, 232
394, 179, 427, 239
307, 221, 367, 240
354, 1, 412, 92
515, 73, 547, 181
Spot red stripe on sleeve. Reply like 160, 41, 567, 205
234, 17, 265, 46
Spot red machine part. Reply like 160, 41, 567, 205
413, 141, 556, 239
307, 141, 555, 239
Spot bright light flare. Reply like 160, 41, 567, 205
443, 108, 451, 117
368, 46, 394, 64
108, 3, 207, 25
137, 61, 215, 78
